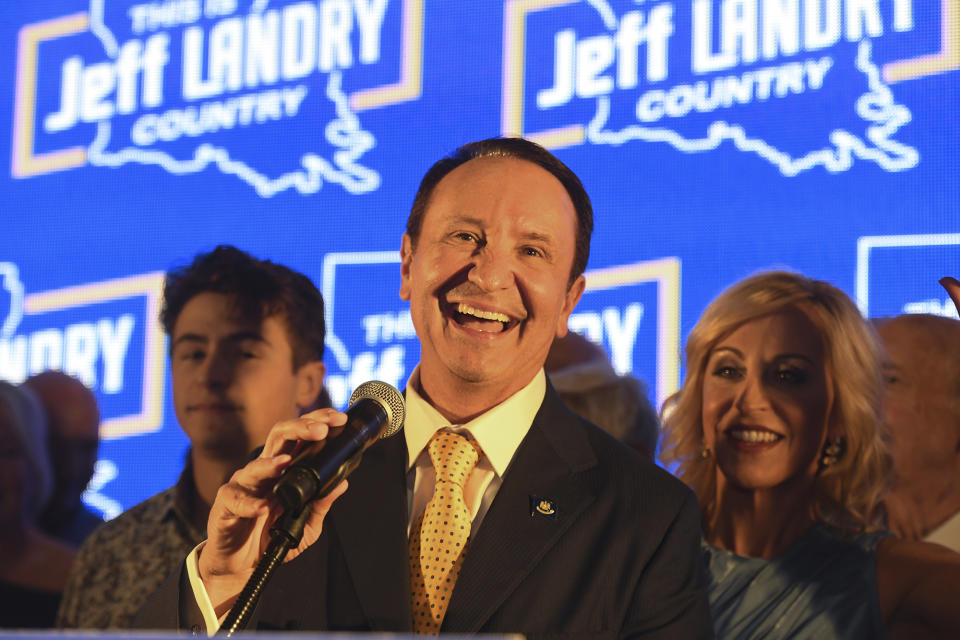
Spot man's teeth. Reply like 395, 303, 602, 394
457, 303, 510, 323
730, 429, 781, 444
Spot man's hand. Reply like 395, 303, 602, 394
940, 277, 960, 315
197, 409, 350, 615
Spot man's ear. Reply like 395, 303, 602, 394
295, 360, 326, 410
556, 274, 586, 338
400, 233, 414, 301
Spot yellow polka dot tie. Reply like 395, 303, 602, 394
409, 429, 481, 634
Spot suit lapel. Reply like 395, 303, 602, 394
329, 429, 412, 631
442, 385, 599, 632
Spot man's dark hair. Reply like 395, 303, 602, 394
405, 137, 593, 285
160, 245, 324, 370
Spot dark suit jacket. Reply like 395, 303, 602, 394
135, 385, 713, 638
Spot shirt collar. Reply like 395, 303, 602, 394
166, 455, 205, 539
404, 366, 546, 477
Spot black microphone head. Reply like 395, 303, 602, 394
348, 381, 405, 438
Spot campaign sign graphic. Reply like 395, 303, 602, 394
0, 265, 166, 439
574, 258, 680, 409
857, 233, 960, 319
13, 0, 423, 196
1, 1, 956, 515
0, 263, 26, 340
321, 251, 413, 408
503, 0, 955, 174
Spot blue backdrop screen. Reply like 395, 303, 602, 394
1, 0, 957, 516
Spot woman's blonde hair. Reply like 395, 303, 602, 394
660, 271, 891, 534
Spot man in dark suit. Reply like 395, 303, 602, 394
135, 138, 713, 638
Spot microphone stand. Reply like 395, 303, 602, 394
219, 504, 312, 636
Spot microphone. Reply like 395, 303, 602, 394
273, 380, 405, 512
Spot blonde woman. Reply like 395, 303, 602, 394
661, 271, 960, 639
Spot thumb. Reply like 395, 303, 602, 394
939, 277, 960, 315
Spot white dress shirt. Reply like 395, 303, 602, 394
925, 509, 960, 553
403, 365, 544, 534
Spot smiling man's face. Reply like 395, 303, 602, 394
400, 156, 585, 417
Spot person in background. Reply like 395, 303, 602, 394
303, 385, 333, 413
57, 246, 327, 629
545, 331, 660, 458
24, 371, 104, 547
0, 381, 76, 628
876, 277, 960, 552
660, 270, 960, 639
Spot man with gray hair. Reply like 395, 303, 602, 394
877, 277, 960, 551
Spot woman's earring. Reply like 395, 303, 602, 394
819, 437, 845, 469
700, 439, 712, 459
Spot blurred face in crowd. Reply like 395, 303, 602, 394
701, 307, 834, 494
875, 316, 960, 497
26, 372, 100, 520
400, 156, 585, 408
171, 292, 322, 462
0, 402, 28, 529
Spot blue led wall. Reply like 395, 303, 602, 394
1, 0, 957, 515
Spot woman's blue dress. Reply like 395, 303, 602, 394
703, 525, 889, 639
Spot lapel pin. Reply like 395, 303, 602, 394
529, 495, 557, 519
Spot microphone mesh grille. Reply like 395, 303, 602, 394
348, 380, 405, 438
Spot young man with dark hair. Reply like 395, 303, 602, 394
57, 246, 326, 629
